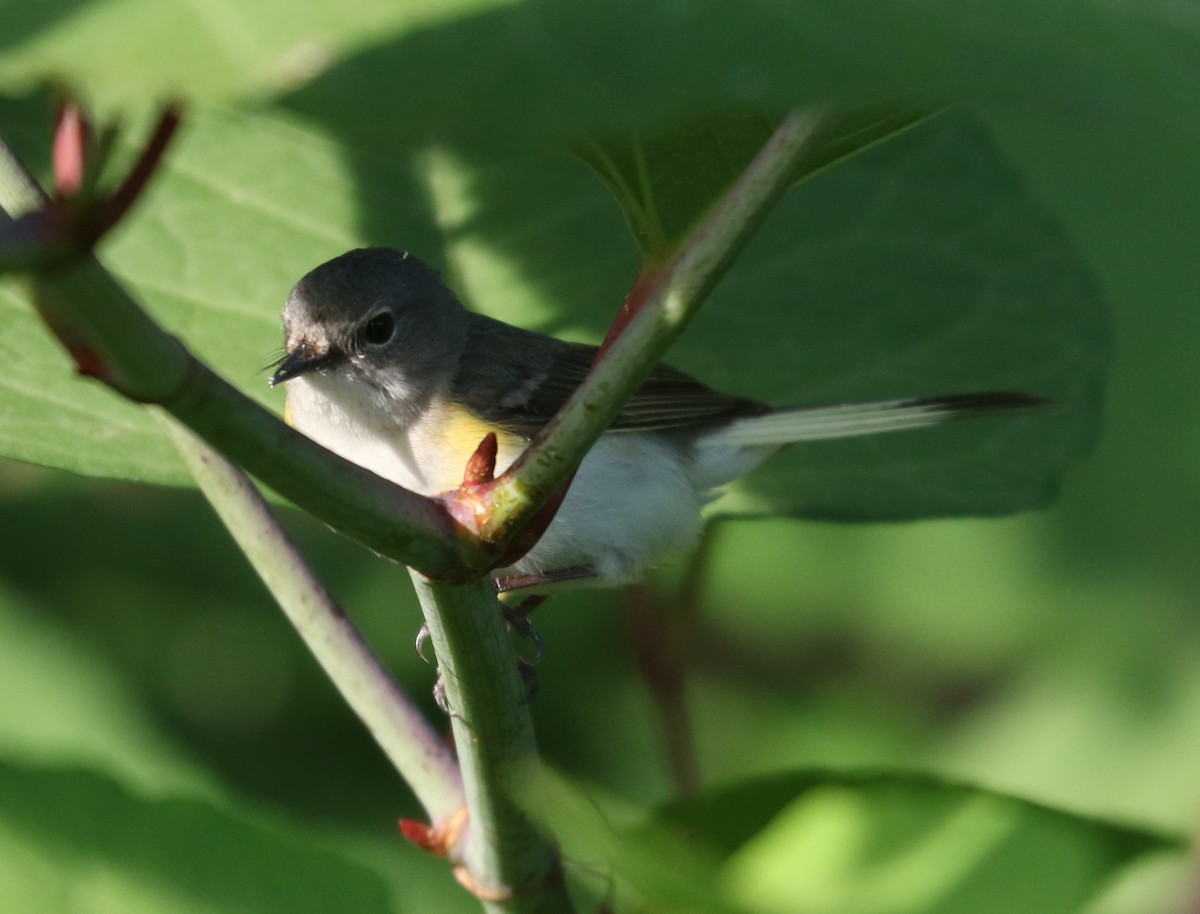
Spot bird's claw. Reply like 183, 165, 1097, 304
502, 602, 544, 665
415, 623, 432, 664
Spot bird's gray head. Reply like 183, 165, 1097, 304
271, 248, 468, 419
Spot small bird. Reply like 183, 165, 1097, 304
271, 248, 1041, 592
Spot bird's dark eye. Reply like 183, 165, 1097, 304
360, 311, 396, 346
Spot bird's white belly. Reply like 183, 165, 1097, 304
504, 433, 706, 585
287, 374, 705, 584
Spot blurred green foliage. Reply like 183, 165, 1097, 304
0, 100, 1102, 519
2, 1, 1199, 912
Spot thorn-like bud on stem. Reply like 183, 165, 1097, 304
463, 432, 498, 486
52, 103, 89, 199
33, 99, 183, 257
398, 806, 468, 857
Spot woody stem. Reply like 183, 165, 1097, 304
408, 572, 572, 913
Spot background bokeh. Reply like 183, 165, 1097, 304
2, 2, 1199, 911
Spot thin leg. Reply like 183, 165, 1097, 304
494, 564, 599, 594
517, 657, 539, 704
501, 602, 545, 664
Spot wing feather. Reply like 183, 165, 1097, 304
453, 314, 764, 436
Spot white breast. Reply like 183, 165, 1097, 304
288, 373, 709, 586
286, 374, 432, 492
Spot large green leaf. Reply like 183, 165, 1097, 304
0, 759, 395, 914
525, 770, 1178, 914
0, 2, 1120, 521
0, 95, 435, 484
576, 104, 938, 258
657, 772, 1177, 914
295, 101, 1103, 523
0, 0, 501, 105
2, 0, 1195, 147
0, 89, 1105, 518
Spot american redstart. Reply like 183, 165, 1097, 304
271, 248, 1041, 592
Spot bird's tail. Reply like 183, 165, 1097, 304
691, 392, 1046, 488
710, 392, 1046, 447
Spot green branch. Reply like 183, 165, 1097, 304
1, 117, 567, 910
0, 142, 477, 580
1, 105, 837, 913
410, 574, 571, 912
162, 414, 465, 825
19, 257, 473, 577
479, 106, 834, 542
0, 136, 44, 213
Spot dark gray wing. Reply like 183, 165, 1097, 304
453, 314, 765, 436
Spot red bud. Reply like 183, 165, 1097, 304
463, 432, 498, 486
52, 103, 90, 199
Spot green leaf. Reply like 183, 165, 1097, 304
576, 103, 938, 259
0, 0, 504, 106
0, 94, 443, 485
271, 1, 1200, 158
379, 111, 1108, 520
0, 758, 395, 914
698, 111, 1108, 520
667, 772, 1179, 914
4, 0, 1193, 152
619, 772, 1176, 914
0, 88, 1105, 519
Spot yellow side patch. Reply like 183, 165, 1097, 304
419, 402, 525, 492
440, 406, 507, 456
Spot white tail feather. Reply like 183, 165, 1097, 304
707, 393, 1043, 448
707, 399, 951, 447
690, 393, 1044, 489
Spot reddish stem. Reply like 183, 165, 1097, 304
594, 263, 668, 363
491, 472, 574, 568
91, 103, 182, 238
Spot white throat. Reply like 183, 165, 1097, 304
286, 372, 432, 493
